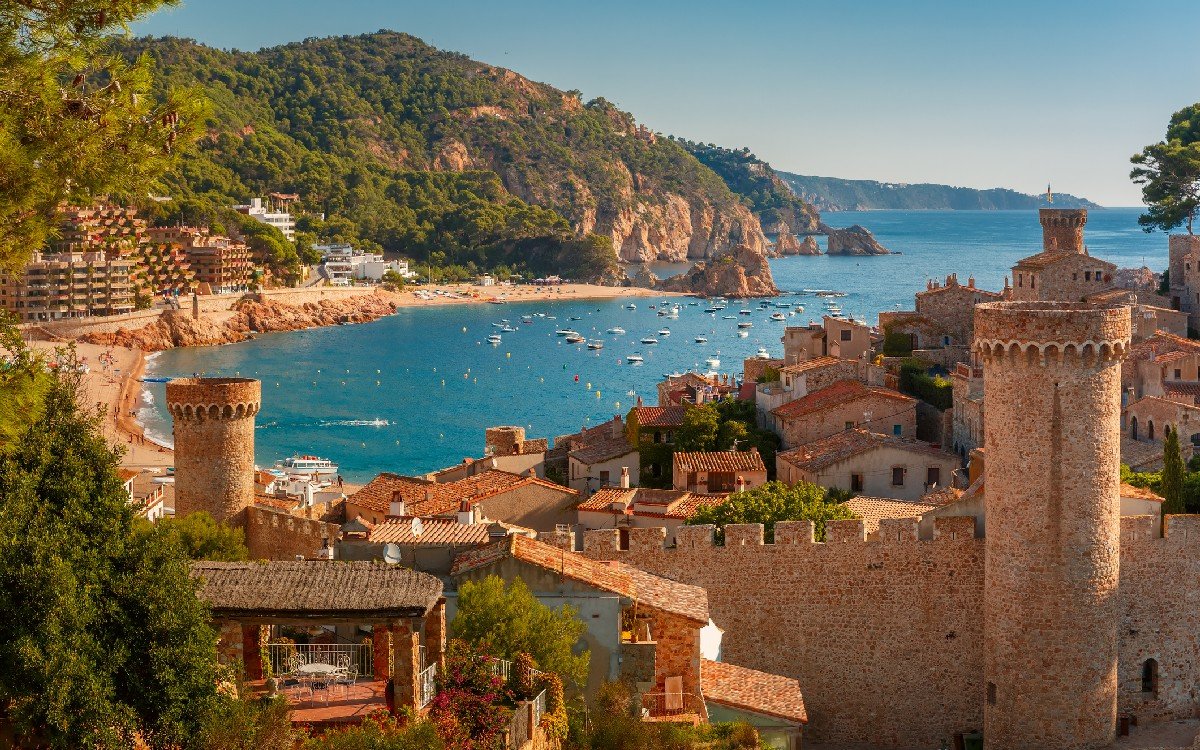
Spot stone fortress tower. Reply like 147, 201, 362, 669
975, 301, 1131, 750
1039, 207, 1087, 253
166, 377, 261, 523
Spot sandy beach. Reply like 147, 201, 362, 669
24, 281, 679, 473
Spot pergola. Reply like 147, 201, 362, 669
191, 560, 445, 715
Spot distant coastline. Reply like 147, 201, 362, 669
779, 172, 1101, 212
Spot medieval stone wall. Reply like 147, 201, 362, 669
243, 505, 340, 560
914, 283, 999, 347
583, 519, 986, 747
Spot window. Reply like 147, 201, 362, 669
1073, 272, 1078, 280
1142, 659, 1159, 697
665, 431, 673, 443
1175, 369, 1182, 380
650, 463, 661, 478
840, 329, 852, 341
927, 467, 941, 487
1017, 274, 1023, 288
987, 682, 997, 705
850, 473, 864, 492
845, 421, 855, 431
618, 528, 630, 551
893, 424, 902, 436
653, 431, 662, 444
1149, 420, 1156, 441
891, 467, 905, 486
1131, 416, 1139, 441
1030, 276, 1035, 289
599, 470, 610, 485
1085, 271, 1092, 281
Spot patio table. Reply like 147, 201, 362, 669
296, 662, 340, 676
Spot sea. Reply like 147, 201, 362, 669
138, 208, 1168, 482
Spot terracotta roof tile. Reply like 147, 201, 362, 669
575, 488, 726, 520
1120, 483, 1164, 503
1014, 249, 1114, 271
451, 535, 708, 623
771, 380, 914, 421
632, 405, 687, 429
842, 496, 936, 535
700, 659, 807, 724
673, 449, 766, 475
349, 470, 576, 516
1127, 332, 1200, 363
118, 468, 140, 482
191, 560, 442, 619
777, 429, 949, 474
368, 517, 491, 546
778, 356, 843, 376
570, 434, 636, 464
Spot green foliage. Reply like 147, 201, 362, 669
755, 365, 780, 384
150, 510, 249, 561
574, 681, 764, 750
0, 316, 52, 447
1162, 426, 1186, 517
687, 480, 857, 543
673, 401, 781, 478
1121, 463, 1162, 493
0, 0, 205, 270
1131, 102, 1200, 234
428, 640, 511, 750
304, 713, 444, 750
677, 139, 819, 233
675, 404, 721, 452
0, 323, 220, 748
898, 358, 952, 411
881, 326, 915, 357
451, 575, 589, 688
109, 32, 755, 282
197, 694, 298, 750
779, 173, 1099, 211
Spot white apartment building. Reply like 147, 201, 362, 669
316, 244, 415, 284
232, 197, 295, 241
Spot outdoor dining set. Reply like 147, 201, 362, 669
278, 652, 360, 704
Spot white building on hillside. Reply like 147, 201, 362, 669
232, 197, 295, 241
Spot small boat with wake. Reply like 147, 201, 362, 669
587, 340, 605, 350
640, 337, 659, 345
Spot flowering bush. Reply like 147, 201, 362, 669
427, 640, 513, 750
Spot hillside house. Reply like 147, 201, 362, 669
776, 429, 959, 501
575, 487, 727, 545
672, 450, 767, 494
771, 380, 917, 450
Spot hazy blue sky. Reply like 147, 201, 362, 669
134, 0, 1198, 206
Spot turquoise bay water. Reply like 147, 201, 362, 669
140, 208, 1167, 481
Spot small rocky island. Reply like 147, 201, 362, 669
656, 244, 780, 297
823, 224, 891, 255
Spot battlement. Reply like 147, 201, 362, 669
166, 377, 261, 420
1040, 208, 1087, 254
974, 302, 1130, 365
583, 518, 981, 553
1121, 514, 1200, 546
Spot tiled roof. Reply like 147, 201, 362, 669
1120, 483, 1164, 503
570, 434, 636, 464
1164, 382, 1200, 402
920, 486, 964, 507
191, 560, 442, 618
700, 659, 807, 724
778, 356, 843, 376
771, 380, 914, 421
1127, 332, 1200, 363
1014, 249, 1114, 271
368, 517, 492, 546
451, 535, 708, 623
916, 283, 1001, 299
349, 470, 576, 516
777, 429, 949, 473
118, 468, 140, 482
575, 487, 726, 520
1121, 437, 1163, 472
632, 405, 687, 429
842, 497, 936, 535
673, 449, 766, 475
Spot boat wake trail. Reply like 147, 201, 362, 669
318, 419, 391, 427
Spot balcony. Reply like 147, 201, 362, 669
640, 691, 708, 724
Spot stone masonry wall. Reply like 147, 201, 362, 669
778, 391, 917, 449
243, 505, 340, 560
583, 519, 986, 747
915, 283, 1000, 347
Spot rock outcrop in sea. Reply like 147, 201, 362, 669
772, 231, 802, 256
824, 224, 890, 255
657, 244, 779, 298
82, 294, 398, 351
798, 236, 822, 255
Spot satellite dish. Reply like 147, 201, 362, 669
383, 543, 402, 565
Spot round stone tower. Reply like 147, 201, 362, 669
166, 377, 261, 523
1039, 208, 1087, 254
975, 302, 1130, 750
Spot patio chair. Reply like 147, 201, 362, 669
334, 664, 359, 697
309, 670, 337, 706
280, 653, 304, 688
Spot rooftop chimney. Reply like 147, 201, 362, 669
620, 466, 630, 489
388, 491, 405, 517
457, 500, 474, 526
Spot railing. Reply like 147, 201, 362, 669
531, 688, 546, 728
266, 642, 372, 678
418, 663, 438, 707
489, 657, 513, 682
640, 691, 708, 719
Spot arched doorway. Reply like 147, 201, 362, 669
1131, 416, 1139, 441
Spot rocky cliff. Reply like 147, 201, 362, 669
825, 224, 891, 256
658, 245, 779, 298
82, 294, 398, 350
798, 236, 822, 256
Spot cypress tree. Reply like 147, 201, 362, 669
1162, 425, 1186, 531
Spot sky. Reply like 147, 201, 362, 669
133, 0, 1199, 207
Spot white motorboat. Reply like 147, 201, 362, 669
487, 334, 502, 344
657, 328, 671, 336
738, 309, 753, 315
640, 337, 659, 345
606, 326, 626, 335
274, 455, 338, 479
565, 334, 586, 344
626, 304, 637, 310
738, 321, 753, 329
756, 347, 770, 358
555, 329, 577, 336
587, 340, 604, 350
770, 312, 787, 321
695, 335, 708, 343
627, 354, 644, 363
705, 356, 721, 369
499, 325, 518, 333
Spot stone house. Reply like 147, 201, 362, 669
346, 469, 578, 529
657, 372, 738, 407
1122, 332, 1200, 401
1166, 233, 1200, 331
575, 487, 727, 545
877, 274, 1002, 367
1123, 395, 1200, 458
558, 417, 639, 496
755, 357, 862, 432
626, 405, 687, 487
193, 560, 445, 716
1087, 288, 1187, 342
776, 429, 960, 501
672, 450, 767, 494
780, 316, 872, 363
337, 514, 507, 575
450, 532, 808, 745
1009, 242, 1117, 303
770, 379, 917, 450
950, 361, 985, 458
